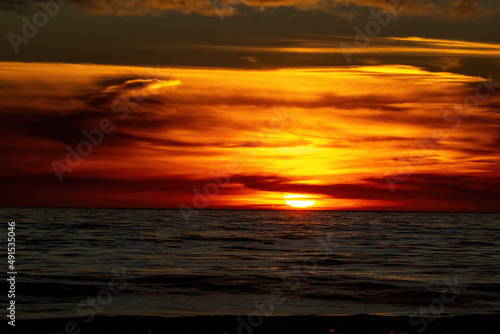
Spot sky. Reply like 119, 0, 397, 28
1, 0, 500, 211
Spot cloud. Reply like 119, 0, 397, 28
1, 62, 499, 210
2, 0, 499, 18
3, 172, 499, 211
241, 56, 258, 64
231, 172, 500, 211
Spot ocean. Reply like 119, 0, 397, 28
2, 208, 500, 320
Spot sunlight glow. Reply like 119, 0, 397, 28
284, 194, 316, 208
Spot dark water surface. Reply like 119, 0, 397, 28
1, 208, 499, 319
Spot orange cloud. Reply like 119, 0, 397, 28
0, 62, 499, 211
3, 0, 499, 18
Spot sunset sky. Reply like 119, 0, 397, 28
1, 0, 500, 211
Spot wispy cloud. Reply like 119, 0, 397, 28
3, 0, 499, 18
1, 62, 499, 210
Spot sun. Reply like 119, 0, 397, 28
284, 194, 316, 208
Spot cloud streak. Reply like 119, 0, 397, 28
2, 0, 499, 18
0, 62, 499, 210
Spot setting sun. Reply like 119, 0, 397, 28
284, 195, 316, 208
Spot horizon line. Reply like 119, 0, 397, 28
1, 206, 499, 214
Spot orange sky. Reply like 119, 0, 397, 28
1, 61, 499, 211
